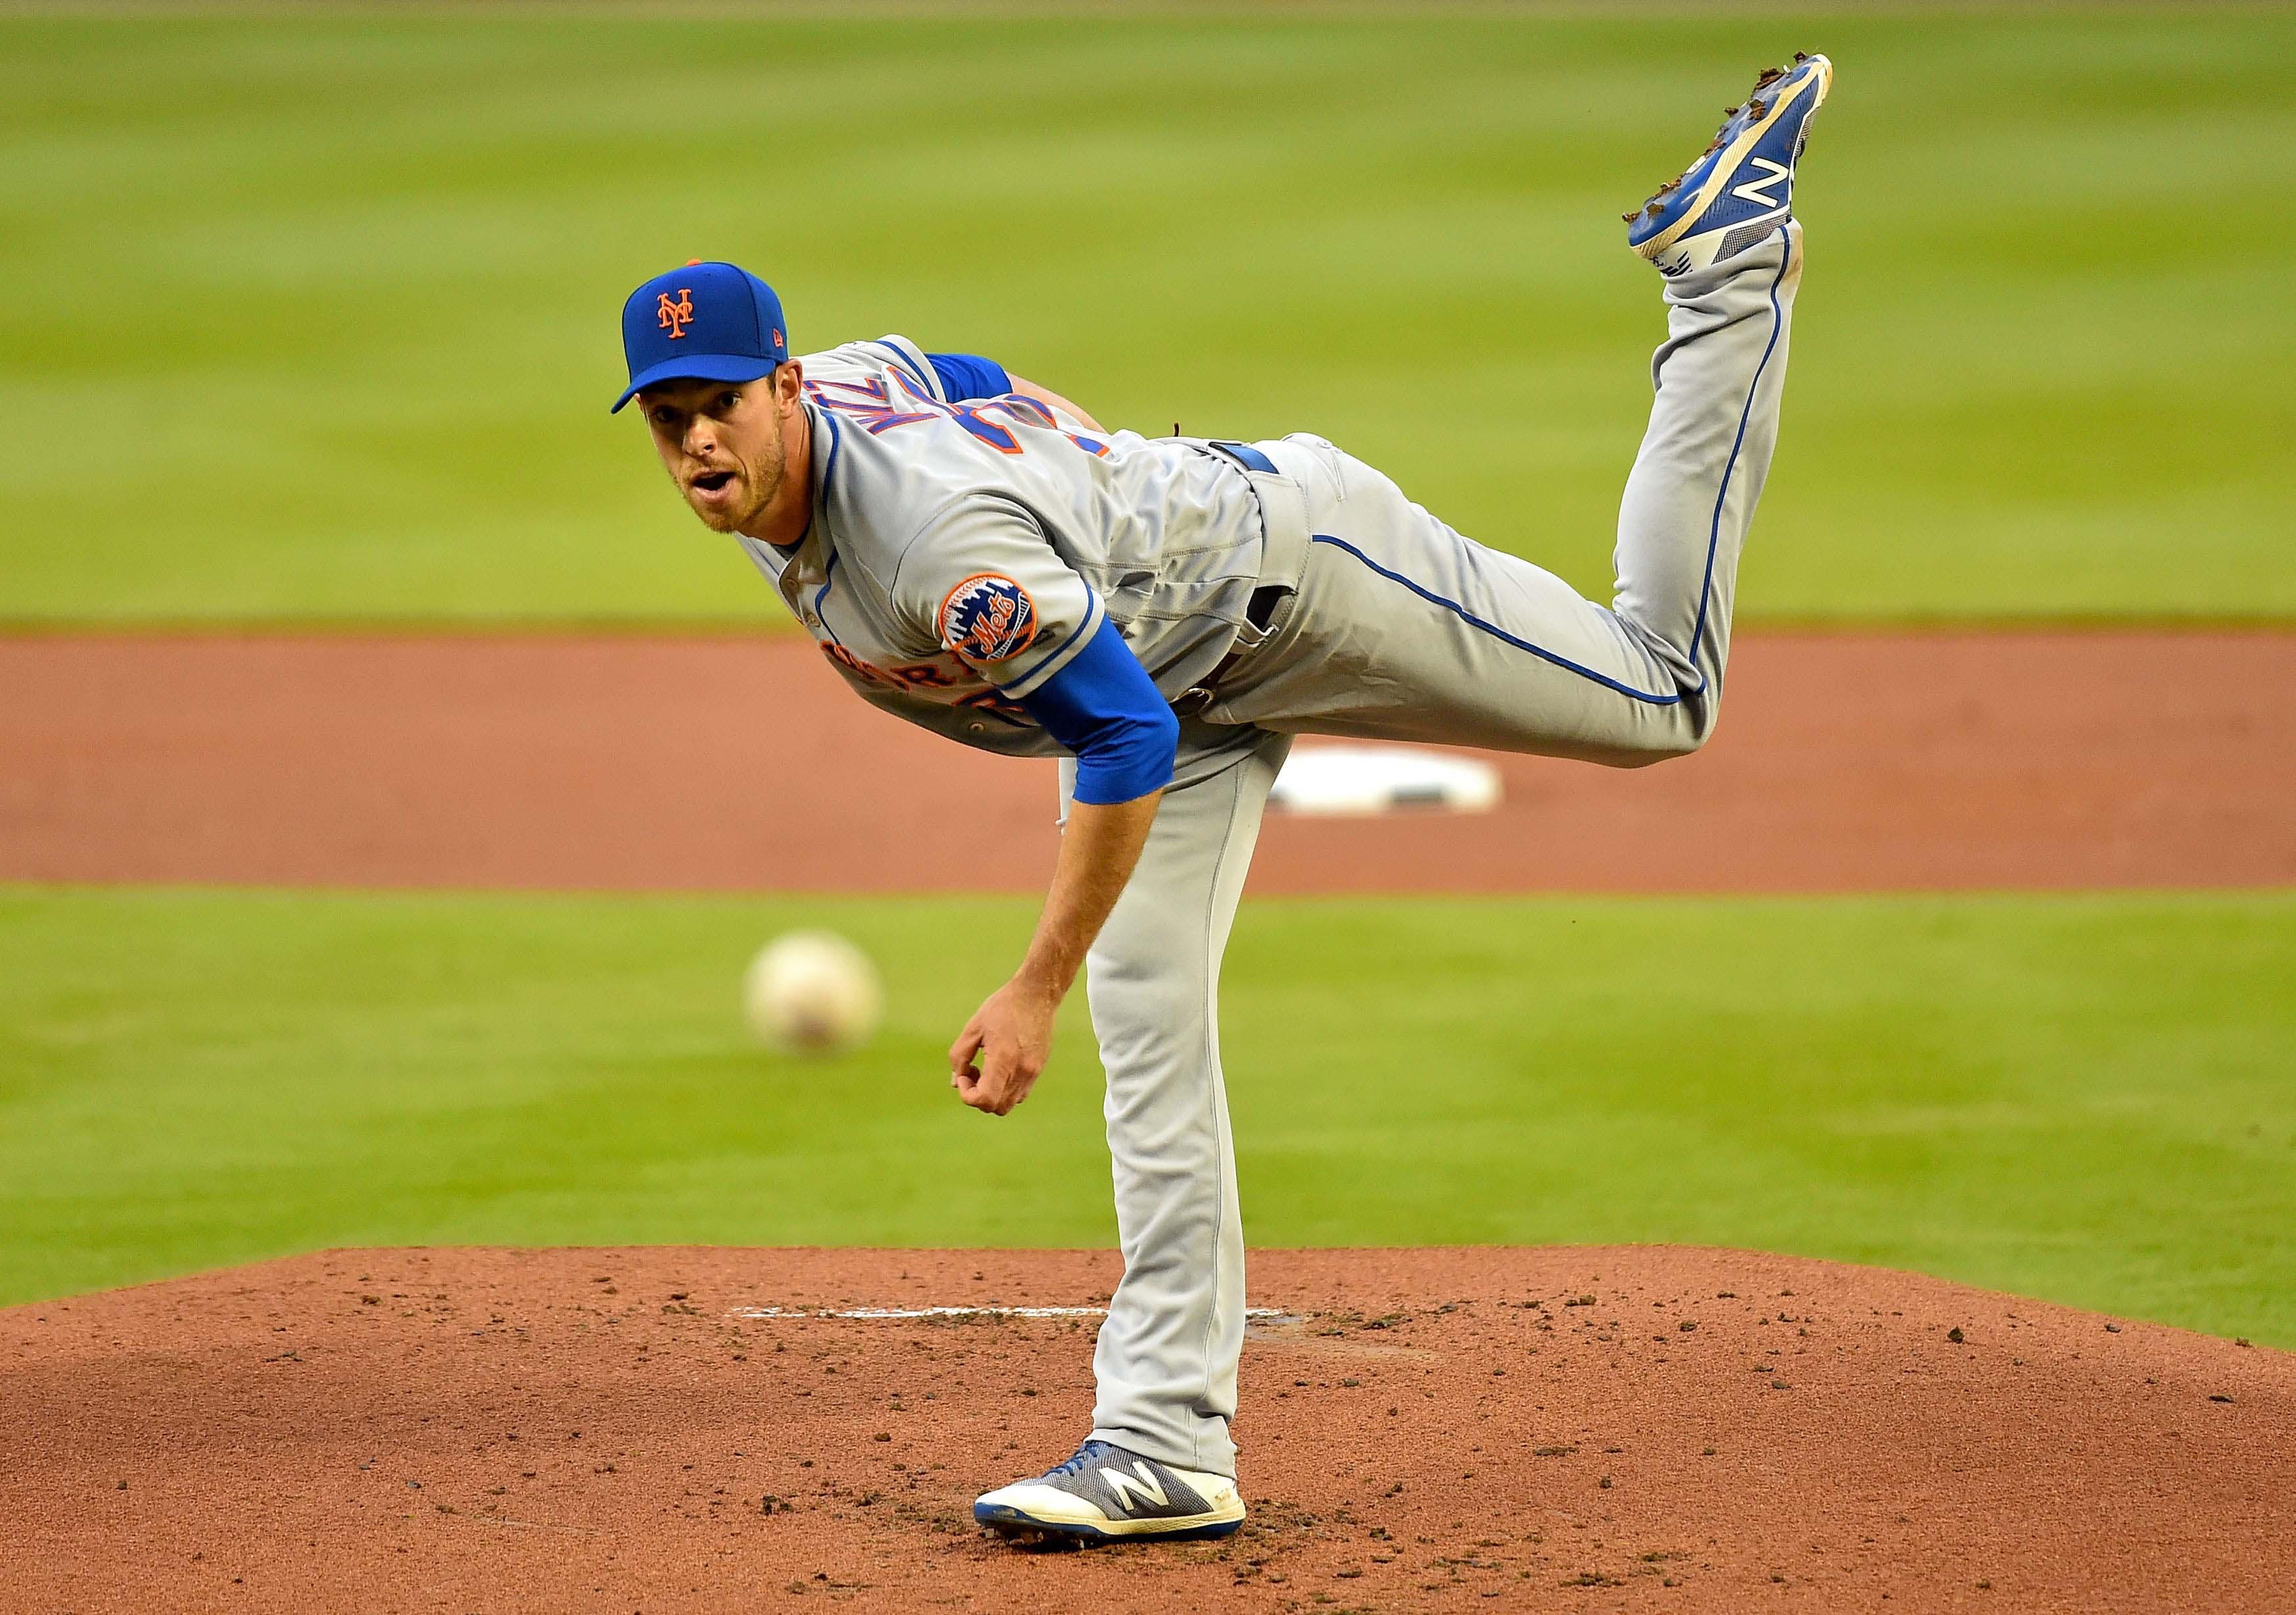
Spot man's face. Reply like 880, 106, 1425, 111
638, 366, 800, 535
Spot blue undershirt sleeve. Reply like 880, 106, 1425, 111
1016, 618, 1178, 806
926, 351, 1014, 404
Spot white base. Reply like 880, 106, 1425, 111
1269, 743, 1503, 817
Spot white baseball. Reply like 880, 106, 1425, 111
743, 931, 883, 1054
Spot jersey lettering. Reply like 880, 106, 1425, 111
805, 374, 938, 435
804, 367, 1109, 459
821, 642, 904, 689
888, 661, 959, 689
821, 626, 1034, 724
954, 688, 1034, 726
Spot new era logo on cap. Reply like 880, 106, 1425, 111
612, 261, 789, 413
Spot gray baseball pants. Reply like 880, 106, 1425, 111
1066, 223, 1805, 1476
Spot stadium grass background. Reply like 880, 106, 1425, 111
4, 9, 2290, 1343
7, 887, 2293, 1346
4, 7, 2292, 622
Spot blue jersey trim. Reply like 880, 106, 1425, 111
872, 339, 934, 396
927, 352, 1013, 403
813, 549, 845, 647
1017, 618, 1178, 805
996, 589, 1103, 697
789, 407, 844, 601
813, 408, 843, 517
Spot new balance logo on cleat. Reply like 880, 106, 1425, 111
1730, 156, 1792, 210
973, 1439, 1247, 1544
1626, 53, 1833, 276
1099, 1461, 1170, 1513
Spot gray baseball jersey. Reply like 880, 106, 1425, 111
737, 337, 1289, 758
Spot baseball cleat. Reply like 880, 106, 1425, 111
973, 1439, 1246, 1543
1626, 51, 1833, 276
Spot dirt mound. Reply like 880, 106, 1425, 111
5, 1246, 2288, 1612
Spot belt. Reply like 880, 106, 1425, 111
1206, 438, 1278, 475
1172, 440, 1297, 717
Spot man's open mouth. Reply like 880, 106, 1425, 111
692, 470, 736, 494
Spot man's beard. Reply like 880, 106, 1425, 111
687, 450, 781, 534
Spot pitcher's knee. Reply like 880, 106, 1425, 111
1651, 719, 1716, 762
1602, 702, 1718, 766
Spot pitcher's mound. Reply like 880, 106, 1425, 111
5, 1246, 2288, 1612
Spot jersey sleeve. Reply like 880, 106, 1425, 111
860, 338, 1011, 404
1018, 619, 1177, 804
891, 497, 1107, 699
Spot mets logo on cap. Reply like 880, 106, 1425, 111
938, 574, 1038, 663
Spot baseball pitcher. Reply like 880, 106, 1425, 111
612, 55, 1831, 1543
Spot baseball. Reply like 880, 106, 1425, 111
742, 931, 883, 1054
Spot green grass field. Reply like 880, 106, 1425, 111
5, 7, 2293, 624
6, 885, 2291, 1345
5, 7, 2288, 1372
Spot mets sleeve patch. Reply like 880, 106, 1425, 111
937, 573, 1040, 663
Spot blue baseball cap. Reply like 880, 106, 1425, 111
611, 260, 789, 414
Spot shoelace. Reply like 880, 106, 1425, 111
1042, 1439, 1120, 1480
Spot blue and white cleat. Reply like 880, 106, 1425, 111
1626, 52, 1833, 276
973, 1439, 1246, 1543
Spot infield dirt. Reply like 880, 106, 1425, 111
5, 630, 2293, 894
7, 1245, 2289, 1614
